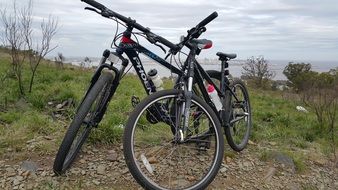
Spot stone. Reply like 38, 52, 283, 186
6, 167, 16, 177
106, 154, 118, 162
271, 152, 295, 172
263, 167, 276, 182
12, 176, 24, 186
18, 183, 25, 190
92, 179, 100, 185
81, 170, 86, 175
92, 148, 99, 152
21, 161, 38, 173
79, 159, 86, 164
220, 167, 228, 174
97, 165, 106, 175
56, 104, 63, 109
121, 168, 129, 174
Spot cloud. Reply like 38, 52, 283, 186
1, 0, 337, 61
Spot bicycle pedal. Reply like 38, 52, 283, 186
131, 95, 140, 108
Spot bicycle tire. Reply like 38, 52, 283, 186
123, 89, 224, 190
53, 72, 114, 175
224, 79, 252, 151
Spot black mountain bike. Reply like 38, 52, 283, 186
123, 44, 252, 189
122, 7, 252, 190
53, 0, 228, 179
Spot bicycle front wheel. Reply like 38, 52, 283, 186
53, 72, 114, 175
123, 89, 224, 190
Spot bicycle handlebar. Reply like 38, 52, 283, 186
196, 12, 218, 28
81, 0, 105, 10
81, 0, 217, 52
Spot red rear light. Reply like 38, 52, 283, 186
204, 42, 212, 49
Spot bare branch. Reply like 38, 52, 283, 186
28, 14, 58, 92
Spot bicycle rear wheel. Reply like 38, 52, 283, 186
224, 79, 252, 151
53, 72, 114, 175
123, 89, 224, 190
206, 71, 252, 151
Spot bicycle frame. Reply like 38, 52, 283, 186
83, 27, 241, 128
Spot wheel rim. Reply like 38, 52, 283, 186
130, 94, 221, 189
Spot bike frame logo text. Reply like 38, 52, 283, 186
133, 57, 153, 94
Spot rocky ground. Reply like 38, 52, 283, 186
0, 139, 337, 190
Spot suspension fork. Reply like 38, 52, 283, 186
179, 49, 196, 141
91, 66, 120, 126
84, 49, 128, 127
77, 50, 111, 112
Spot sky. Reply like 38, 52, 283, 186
1, 0, 338, 62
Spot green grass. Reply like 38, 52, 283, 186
249, 88, 335, 148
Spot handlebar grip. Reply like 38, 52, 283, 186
197, 11, 218, 28
156, 35, 179, 50
81, 0, 106, 10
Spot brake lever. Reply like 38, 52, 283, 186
164, 53, 171, 60
84, 7, 101, 14
155, 43, 166, 54
145, 32, 166, 54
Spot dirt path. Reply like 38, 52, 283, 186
1, 142, 337, 190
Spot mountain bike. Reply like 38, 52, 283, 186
122, 6, 252, 190
123, 46, 252, 189
53, 0, 227, 180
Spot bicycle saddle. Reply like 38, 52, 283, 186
216, 52, 237, 60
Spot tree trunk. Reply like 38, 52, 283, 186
28, 68, 36, 93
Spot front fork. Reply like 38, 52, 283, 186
179, 55, 195, 142
81, 49, 128, 127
